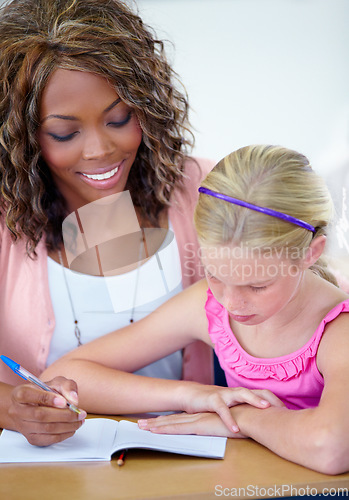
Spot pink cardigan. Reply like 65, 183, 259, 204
0, 157, 215, 386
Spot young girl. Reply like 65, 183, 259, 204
43, 145, 349, 474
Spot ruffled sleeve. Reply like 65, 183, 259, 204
205, 289, 349, 382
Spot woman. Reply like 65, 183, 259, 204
0, 0, 213, 445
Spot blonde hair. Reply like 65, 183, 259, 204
194, 144, 337, 285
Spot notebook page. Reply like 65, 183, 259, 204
0, 418, 227, 463
0, 418, 118, 463
115, 420, 227, 459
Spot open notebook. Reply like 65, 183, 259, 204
0, 418, 227, 463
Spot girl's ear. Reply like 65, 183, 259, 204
303, 235, 327, 269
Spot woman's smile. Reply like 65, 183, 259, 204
80, 164, 120, 181
78, 160, 124, 189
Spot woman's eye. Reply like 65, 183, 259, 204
49, 132, 77, 142
108, 111, 132, 128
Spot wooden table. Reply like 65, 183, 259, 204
1, 416, 348, 500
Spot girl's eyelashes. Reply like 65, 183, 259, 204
205, 270, 220, 282
250, 285, 267, 293
205, 266, 269, 291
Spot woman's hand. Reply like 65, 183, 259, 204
8, 377, 86, 446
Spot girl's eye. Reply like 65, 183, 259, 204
49, 132, 78, 142
206, 270, 219, 282
250, 286, 267, 293
108, 111, 132, 128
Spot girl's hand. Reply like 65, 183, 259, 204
139, 391, 285, 437
138, 411, 245, 438
8, 377, 86, 446
178, 385, 285, 433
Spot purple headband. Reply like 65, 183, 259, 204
198, 187, 316, 233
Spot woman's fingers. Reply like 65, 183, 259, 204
25, 431, 78, 447
18, 419, 85, 446
12, 384, 66, 409
46, 376, 80, 407
8, 381, 86, 446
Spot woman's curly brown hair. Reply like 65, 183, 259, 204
0, 0, 194, 255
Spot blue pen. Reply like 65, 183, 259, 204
0, 355, 81, 414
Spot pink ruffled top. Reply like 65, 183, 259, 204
205, 289, 349, 409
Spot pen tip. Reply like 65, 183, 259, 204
68, 403, 81, 414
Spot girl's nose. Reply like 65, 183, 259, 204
223, 293, 247, 313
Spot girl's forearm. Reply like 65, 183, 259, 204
42, 359, 192, 415
233, 404, 348, 475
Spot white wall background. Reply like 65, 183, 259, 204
0, 0, 348, 175
136, 0, 349, 176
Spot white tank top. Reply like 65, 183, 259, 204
46, 224, 183, 380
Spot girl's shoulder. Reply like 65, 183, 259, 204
312, 272, 349, 366
318, 297, 349, 330
306, 270, 349, 318
316, 300, 349, 375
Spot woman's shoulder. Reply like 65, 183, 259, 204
182, 156, 216, 184
0, 214, 9, 246
0, 214, 47, 261
171, 156, 216, 207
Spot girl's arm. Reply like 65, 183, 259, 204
42, 280, 272, 430
141, 313, 349, 475
236, 313, 349, 474
42, 280, 210, 409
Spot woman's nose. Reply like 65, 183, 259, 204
82, 130, 113, 160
